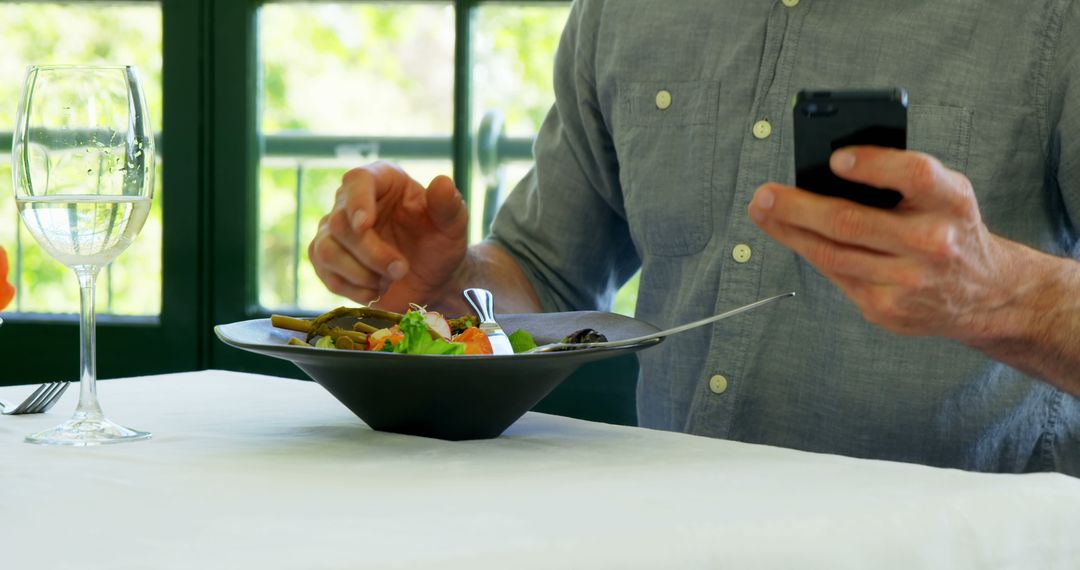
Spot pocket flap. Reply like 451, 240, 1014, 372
622, 80, 720, 128
908, 103, 973, 173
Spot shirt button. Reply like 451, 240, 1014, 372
709, 374, 729, 394
782, 0, 800, 7
655, 90, 673, 110
732, 243, 752, 263
752, 120, 772, 139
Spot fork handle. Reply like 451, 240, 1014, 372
536, 291, 796, 352
463, 288, 496, 323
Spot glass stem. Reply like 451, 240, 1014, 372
75, 265, 103, 417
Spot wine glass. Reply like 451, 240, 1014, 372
11, 65, 155, 445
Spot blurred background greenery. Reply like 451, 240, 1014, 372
1, 1, 639, 320
0, 4, 163, 316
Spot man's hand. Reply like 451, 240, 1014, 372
308, 162, 469, 313
748, 147, 1021, 342
749, 146, 1080, 390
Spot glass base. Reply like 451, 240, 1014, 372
25, 413, 151, 446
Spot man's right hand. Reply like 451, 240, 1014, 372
309, 162, 469, 313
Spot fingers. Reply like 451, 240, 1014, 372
338, 170, 374, 233
308, 225, 381, 302
326, 173, 466, 281
829, 147, 975, 213
310, 163, 418, 300
326, 207, 407, 277
752, 210, 923, 287
750, 148, 997, 339
310, 163, 469, 304
750, 183, 960, 260
338, 161, 415, 232
426, 175, 469, 236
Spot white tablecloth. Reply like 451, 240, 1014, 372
1, 370, 1079, 569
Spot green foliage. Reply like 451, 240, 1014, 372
474, 6, 570, 136
612, 271, 640, 317
259, 4, 454, 136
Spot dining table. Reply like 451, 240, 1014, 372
2, 369, 1079, 569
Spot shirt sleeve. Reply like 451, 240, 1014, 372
1049, 0, 1080, 258
486, 0, 640, 313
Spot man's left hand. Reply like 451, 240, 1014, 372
749, 146, 1020, 342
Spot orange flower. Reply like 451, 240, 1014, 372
0, 246, 14, 311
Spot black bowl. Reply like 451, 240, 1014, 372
214, 311, 661, 440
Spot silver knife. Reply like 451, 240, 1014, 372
463, 288, 515, 355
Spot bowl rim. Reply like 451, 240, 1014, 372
214, 315, 663, 362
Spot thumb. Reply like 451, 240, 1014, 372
426, 175, 469, 237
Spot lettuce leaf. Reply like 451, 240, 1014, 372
508, 329, 537, 353
393, 311, 466, 355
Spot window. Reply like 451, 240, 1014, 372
1, 1, 638, 425
0, 1, 199, 385
470, 4, 639, 316
0, 3, 163, 316
257, 3, 455, 311
252, 1, 637, 317
470, 4, 569, 243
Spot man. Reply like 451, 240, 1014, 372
309, 0, 1080, 474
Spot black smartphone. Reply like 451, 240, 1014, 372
793, 88, 908, 208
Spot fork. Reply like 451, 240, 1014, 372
526, 291, 796, 353
0, 381, 71, 415
463, 288, 515, 355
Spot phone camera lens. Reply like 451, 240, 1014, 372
801, 102, 839, 117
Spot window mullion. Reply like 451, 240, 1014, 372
161, 0, 211, 370
209, 0, 289, 375
452, 0, 476, 197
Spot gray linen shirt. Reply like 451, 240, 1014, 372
489, 0, 1080, 474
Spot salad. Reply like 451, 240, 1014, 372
271, 305, 539, 355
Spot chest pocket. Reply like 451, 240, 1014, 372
908, 103, 973, 176
615, 80, 720, 256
